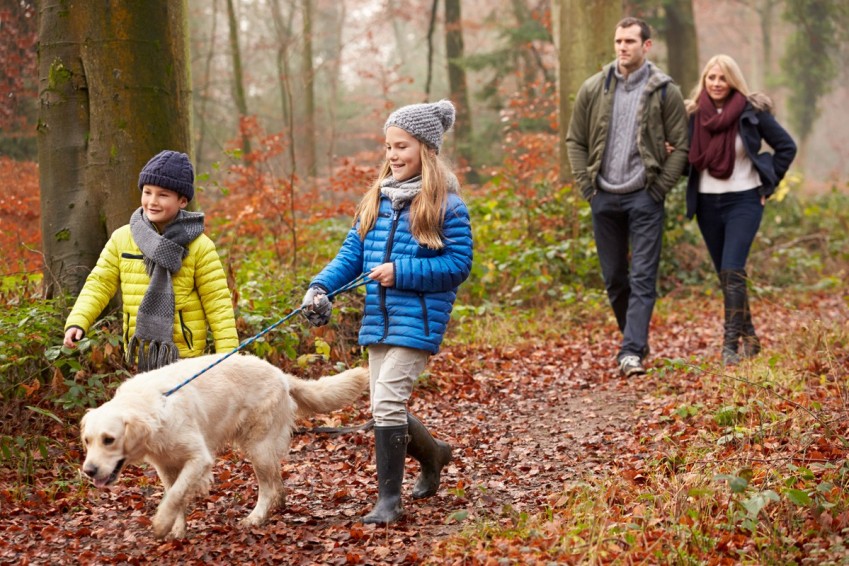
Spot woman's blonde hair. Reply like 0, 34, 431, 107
686, 54, 772, 115
355, 144, 450, 250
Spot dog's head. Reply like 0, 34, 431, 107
80, 401, 152, 487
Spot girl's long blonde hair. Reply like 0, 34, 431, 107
355, 145, 451, 250
686, 54, 772, 115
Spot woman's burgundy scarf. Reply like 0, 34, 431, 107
688, 89, 747, 179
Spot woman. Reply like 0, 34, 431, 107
686, 55, 796, 365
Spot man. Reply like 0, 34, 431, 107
566, 17, 689, 376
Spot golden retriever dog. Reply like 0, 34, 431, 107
80, 353, 368, 539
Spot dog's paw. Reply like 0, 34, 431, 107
240, 513, 267, 528
152, 512, 177, 540
170, 515, 187, 539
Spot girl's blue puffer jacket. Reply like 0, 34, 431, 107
311, 192, 473, 354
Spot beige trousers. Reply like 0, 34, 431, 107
367, 344, 429, 427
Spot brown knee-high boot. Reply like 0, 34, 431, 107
720, 270, 747, 365
740, 278, 762, 358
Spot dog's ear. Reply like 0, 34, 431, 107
79, 409, 91, 443
122, 411, 154, 457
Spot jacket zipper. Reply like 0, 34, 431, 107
379, 208, 401, 341
418, 293, 430, 336
178, 310, 193, 350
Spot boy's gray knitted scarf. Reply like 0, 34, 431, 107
128, 207, 205, 371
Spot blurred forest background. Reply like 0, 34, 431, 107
3, 0, 848, 179
0, 0, 847, 335
2, 0, 848, 288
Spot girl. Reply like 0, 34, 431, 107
302, 100, 473, 524
685, 55, 796, 364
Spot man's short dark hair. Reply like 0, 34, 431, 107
616, 17, 651, 42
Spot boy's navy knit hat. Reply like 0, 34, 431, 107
384, 99, 455, 153
138, 150, 195, 201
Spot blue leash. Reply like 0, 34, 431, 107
163, 273, 370, 397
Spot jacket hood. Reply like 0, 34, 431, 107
748, 91, 774, 114
446, 170, 461, 195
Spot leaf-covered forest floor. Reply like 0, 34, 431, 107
2, 291, 847, 565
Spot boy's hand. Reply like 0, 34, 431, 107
301, 287, 332, 327
63, 327, 84, 348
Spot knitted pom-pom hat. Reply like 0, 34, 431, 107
138, 150, 195, 201
384, 99, 455, 152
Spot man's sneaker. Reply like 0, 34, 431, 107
619, 355, 646, 377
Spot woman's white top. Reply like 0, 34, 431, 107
699, 132, 761, 194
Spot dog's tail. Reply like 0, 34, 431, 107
289, 367, 369, 417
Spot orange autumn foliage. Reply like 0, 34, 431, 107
206, 116, 374, 267
0, 157, 41, 275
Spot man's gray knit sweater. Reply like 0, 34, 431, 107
597, 62, 651, 194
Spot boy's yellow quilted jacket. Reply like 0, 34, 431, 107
64, 225, 239, 358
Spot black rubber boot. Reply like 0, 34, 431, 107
406, 413, 452, 499
740, 283, 762, 358
720, 270, 746, 366
362, 425, 408, 525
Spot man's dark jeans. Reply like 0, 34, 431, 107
696, 188, 763, 273
591, 188, 665, 361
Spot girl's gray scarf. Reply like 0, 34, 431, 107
379, 172, 460, 210
128, 207, 205, 371
380, 175, 423, 210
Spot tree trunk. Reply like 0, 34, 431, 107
226, 0, 251, 158
195, 0, 220, 171
554, 0, 621, 184
758, 0, 777, 88
38, 0, 193, 297
270, 0, 297, 173
444, 0, 474, 179
664, 0, 699, 99
301, 0, 317, 179
270, 0, 299, 265
324, 1, 346, 178
425, 0, 439, 98
780, 0, 839, 147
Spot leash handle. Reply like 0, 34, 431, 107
163, 273, 370, 397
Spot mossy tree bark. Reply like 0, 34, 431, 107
554, 0, 621, 184
38, 0, 193, 297
664, 0, 699, 99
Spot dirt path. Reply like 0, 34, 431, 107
11, 292, 838, 564
409, 338, 644, 545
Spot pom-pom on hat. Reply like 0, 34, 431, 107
384, 99, 455, 152
138, 150, 195, 201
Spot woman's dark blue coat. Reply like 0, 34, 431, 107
686, 101, 797, 219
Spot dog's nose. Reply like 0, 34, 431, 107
83, 465, 98, 478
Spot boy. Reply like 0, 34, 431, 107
63, 150, 238, 371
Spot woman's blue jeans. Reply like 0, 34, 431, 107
696, 188, 763, 273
